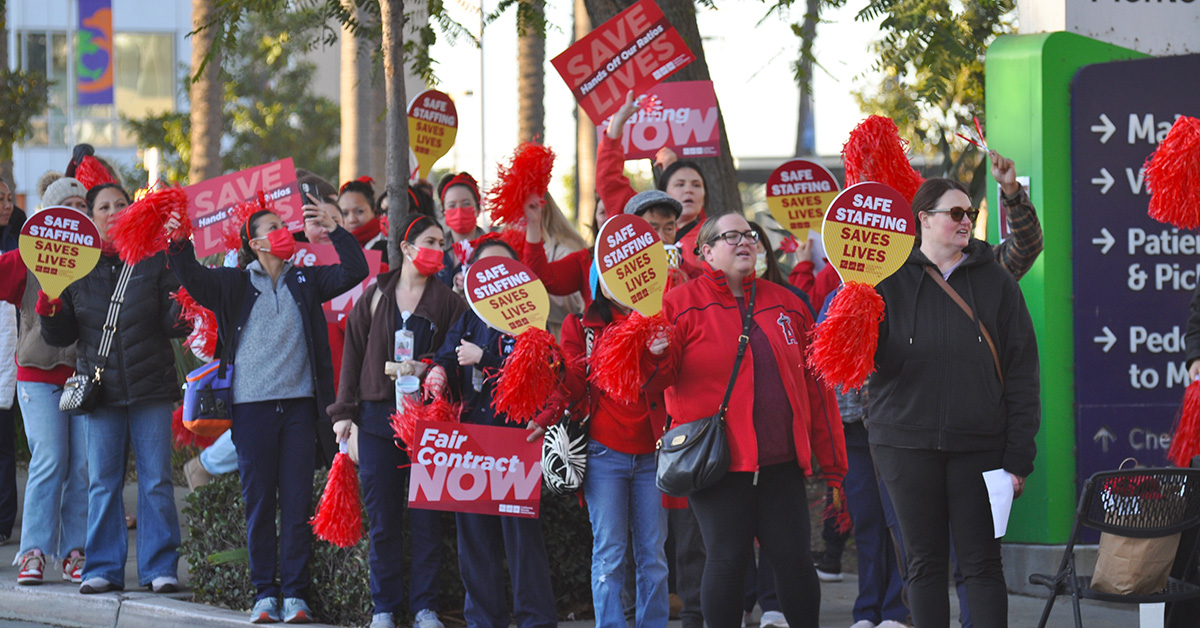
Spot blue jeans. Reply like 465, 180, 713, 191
200, 429, 239, 475
583, 441, 668, 628
82, 401, 181, 587
15, 381, 88, 558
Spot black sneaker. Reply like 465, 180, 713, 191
812, 550, 843, 582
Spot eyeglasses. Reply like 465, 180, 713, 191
708, 230, 760, 246
925, 206, 980, 223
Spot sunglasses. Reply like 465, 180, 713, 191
925, 206, 980, 223
709, 230, 760, 246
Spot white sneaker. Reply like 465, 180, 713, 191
414, 609, 444, 628
849, 621, 877, 628
760, 610, 789, 627
877, 622, 909, 628
369, 612, 395, 628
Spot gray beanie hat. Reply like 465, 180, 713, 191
41, 177, 88, 209
623, 189, 682, 219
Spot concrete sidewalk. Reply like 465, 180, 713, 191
0, 468, 1142, 627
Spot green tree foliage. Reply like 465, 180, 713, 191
0, 68, 51, 162
124, 8, 341, 183
850, 0, 1016, 186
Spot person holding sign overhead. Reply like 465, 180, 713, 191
426, 238, 557, 628
867, 177, 1040, 628
166, 197, 365, 624
38, 182, 190, 595
643, 213, 847, 628
329, 212, 467, 628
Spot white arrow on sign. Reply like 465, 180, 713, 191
1092, 168, 1114, 195
1091, 228, 1115, 254
1091, 114, 1116, 144
1094, 427, 1116, 453
1093, 326, 1117, 353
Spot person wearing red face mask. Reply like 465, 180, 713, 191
330, 213, 467, 628
435, 172, 486, 290
166, 202, 366, 623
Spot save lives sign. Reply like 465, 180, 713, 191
552, 0, 694, 125
184, 159, 302, 257
408, 421, 543, 518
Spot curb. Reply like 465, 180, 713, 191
0, 581, 345, 628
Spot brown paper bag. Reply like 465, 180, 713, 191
1090, 531, 1181, 595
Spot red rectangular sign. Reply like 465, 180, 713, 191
596, 80, 720, 160
184, 158, 302, 257
408, 421, 543, 518
289, 243, 383, 323
552, 0, 694, 125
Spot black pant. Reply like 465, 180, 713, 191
872, 445, 1006, 628
0, 406, 15, 537
689, 463, 820, 628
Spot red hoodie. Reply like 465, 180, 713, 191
643, 268, 847, 487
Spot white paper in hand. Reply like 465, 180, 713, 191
982, 469, 1015, 538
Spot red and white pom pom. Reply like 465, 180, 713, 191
221, 195, 270, 252
807, 282, 885, 390
842, 116, 925, 204
1168, 378, 1200, 467
494, 327, 563, 424
1146, 116, 1200, 229
74, 156, 116, 191
390, 391, 462, 450
310, 442, 363, 548
590, 312, 672, 405
109, 187, 190, 265
486, 142, 555, 227
172, 288, 218, 362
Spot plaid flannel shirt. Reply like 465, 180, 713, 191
992, 187, 1044, 281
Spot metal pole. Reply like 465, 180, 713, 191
479, 0, 485, 187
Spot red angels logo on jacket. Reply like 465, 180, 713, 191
777, 312, 797, 346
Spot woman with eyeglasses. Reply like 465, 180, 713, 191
643, 213, 847, 628
865, 175, 1041, 628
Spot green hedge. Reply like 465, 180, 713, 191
182, 469, 594, 626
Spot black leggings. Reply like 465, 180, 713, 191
689, 463, 820, 628
872, 445, 1007, 628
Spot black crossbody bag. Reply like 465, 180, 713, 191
655, 282, 756, 497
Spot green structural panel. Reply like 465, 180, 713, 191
985, 32, 1147, 544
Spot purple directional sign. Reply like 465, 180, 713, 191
1071, 53, 1200, 495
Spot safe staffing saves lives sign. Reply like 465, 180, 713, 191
408, 421, 543, 518
552, 0, 694, 125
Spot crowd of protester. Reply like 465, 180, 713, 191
0, 122, 1043, 628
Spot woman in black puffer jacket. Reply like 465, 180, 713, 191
39, 182, 188, 595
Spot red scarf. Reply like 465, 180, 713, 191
100, 238, 120, 257
352, 217, 381, 246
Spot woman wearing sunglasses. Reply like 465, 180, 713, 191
866, 175, 1041, 628
643, 213, 847, 628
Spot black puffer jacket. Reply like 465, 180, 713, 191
867, 238, 1040, 478
41, 251, 187, 406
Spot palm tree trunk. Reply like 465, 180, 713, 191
517, 0, 546, 143
340, 0, 373, 183
574, 0, 596, 234
381, 0, 410, 265
189, 0, 223, 183
795, 0, 819, 157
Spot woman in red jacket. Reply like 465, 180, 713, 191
560, 289, 669, 628
644, 213, 847, 628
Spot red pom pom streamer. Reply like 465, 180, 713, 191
390, 393, 462, 450
170, 404, 218, 450
589, 312, 672, 405
498, 228, 527, 261
310, 443, 363, 548
74, 156, 116, 191
842, 116, 924, 204
1146, 116, 1200, 230
822, 485, 854, 534
221, 194, 271, 252
807, 282, 885, 390
494, 327, 563, 424
486, 142, 555, 227
109, 187, 190, 265
1168, 379, 1200, 467
172, 288, 218, 362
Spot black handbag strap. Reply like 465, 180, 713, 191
93, 263, 135, 378
578, 327, 595, 427
716, 280, 757, 420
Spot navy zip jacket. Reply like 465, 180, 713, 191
432, 309, 516, 427
167, 225, 368, 422
867, 238, 1040, 478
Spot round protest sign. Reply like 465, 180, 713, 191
407, 89, 458, 179
595, 214, 668, 315
821, 182, 915, 286
465, 256, 550, 335
19, 207, 102, 299
766, 158, 840, 241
